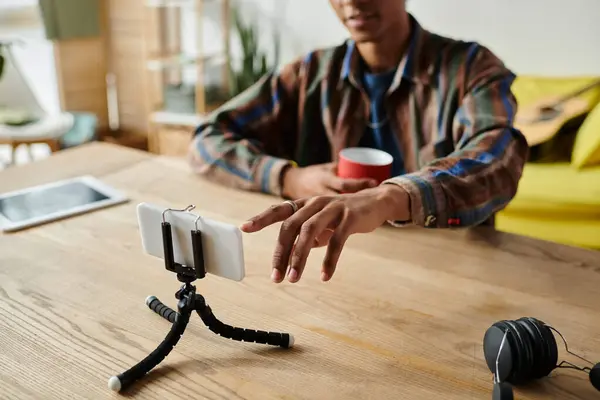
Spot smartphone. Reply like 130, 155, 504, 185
136, 202, 245, 281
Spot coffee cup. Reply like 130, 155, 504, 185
337, 147, 393, 184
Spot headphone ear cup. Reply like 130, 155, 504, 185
504, 320, 528, 384
524, 317, 555, 378
515, 319, 537, 379
590, 363, 600, 392
537, 319, 559, 376
518, 318, 546, 379
484, 322, 515, 383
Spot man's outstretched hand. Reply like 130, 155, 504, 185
281, 162, 378, 199
240, 184, 410, 284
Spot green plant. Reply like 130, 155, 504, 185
0, 44, 5, 81
205, 84, 230, 104
227, 5, 280, 97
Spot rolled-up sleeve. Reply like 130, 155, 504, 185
384, 46, 529, 228
189, 59, 302, 196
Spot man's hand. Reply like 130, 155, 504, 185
282, 162, 378, 199
241, 184, 410, 284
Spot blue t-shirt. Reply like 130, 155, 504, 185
358, 69, 405, 177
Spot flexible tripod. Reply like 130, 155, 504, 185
108, 208, 294, 393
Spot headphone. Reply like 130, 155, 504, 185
483, 317, 600, 399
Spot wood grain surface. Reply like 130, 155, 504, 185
1, 143, 599, 400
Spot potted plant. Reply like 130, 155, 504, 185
0, 39, 24, 82
161, 4, 280, 113
0, 42, 6, 81
0, 41, 38, 126
226, 5, 280, 98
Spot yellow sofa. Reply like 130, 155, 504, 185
496, 76, 600, 250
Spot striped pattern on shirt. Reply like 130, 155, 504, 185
189, 15, 529, 229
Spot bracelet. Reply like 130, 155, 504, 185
279, 160, 298, 197
387, 219, 414, 228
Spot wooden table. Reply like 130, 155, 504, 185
1, 143, 599, 400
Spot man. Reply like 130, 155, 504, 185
189, 0, 529, 284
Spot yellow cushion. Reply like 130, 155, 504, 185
511, 75, 600, 109
502, 163, 600, 216
572, 102, 600, 168
496, 213, 600, 249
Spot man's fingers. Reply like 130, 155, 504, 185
322, 188, 339, 196
288, 208, 341, 283
271, 200, 325, 282
321, 219, 352, 281
241, 199, 306, 233
327, 177, 377, 193
323, 162, 338, 173
313, 228, 335, 248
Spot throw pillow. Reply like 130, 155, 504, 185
572, 102, 600, 168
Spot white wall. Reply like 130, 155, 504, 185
406, 0, 600, 76
0, 0, 59, 114
244, 0, 600, 77
4, 0, 600, 117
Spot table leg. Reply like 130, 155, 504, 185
27, 144, 35, 162
47, 139, 60, 153
9, 143, 16, 166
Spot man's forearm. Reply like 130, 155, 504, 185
188, 61, 302, 195
189, 130, 294, 196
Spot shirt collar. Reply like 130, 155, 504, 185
339, 14, 432, 90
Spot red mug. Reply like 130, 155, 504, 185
337, 147, 393, 184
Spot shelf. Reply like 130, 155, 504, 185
145, 0, 194, 8
146, 52, 227, 71
144, 0, 231, 146
146, 0, 222, 7
151, 110, 207, 126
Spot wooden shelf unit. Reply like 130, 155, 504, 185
143, 0, 231, 155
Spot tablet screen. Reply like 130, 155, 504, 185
0, 181, 109, 223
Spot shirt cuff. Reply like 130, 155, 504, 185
382, 173, 448, 228
255, 156, 296, 197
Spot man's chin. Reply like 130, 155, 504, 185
348, 29, 382, 44
350, 33, 380, 43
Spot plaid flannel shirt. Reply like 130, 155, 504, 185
189, 15, 529, 229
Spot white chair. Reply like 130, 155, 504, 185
0, 40, 74, 166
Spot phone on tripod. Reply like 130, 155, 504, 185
109, 202, 291, 393
136, 202, 245, 281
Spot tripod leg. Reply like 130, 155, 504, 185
108, 303, 191, 392
195, 296, 294, 349
146, 296, 177, 323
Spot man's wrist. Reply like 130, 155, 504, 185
280, 162, 298, 199
374, 184, 411, 223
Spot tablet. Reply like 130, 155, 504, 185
137, 202, 245, 282
0, 175, 128, 232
